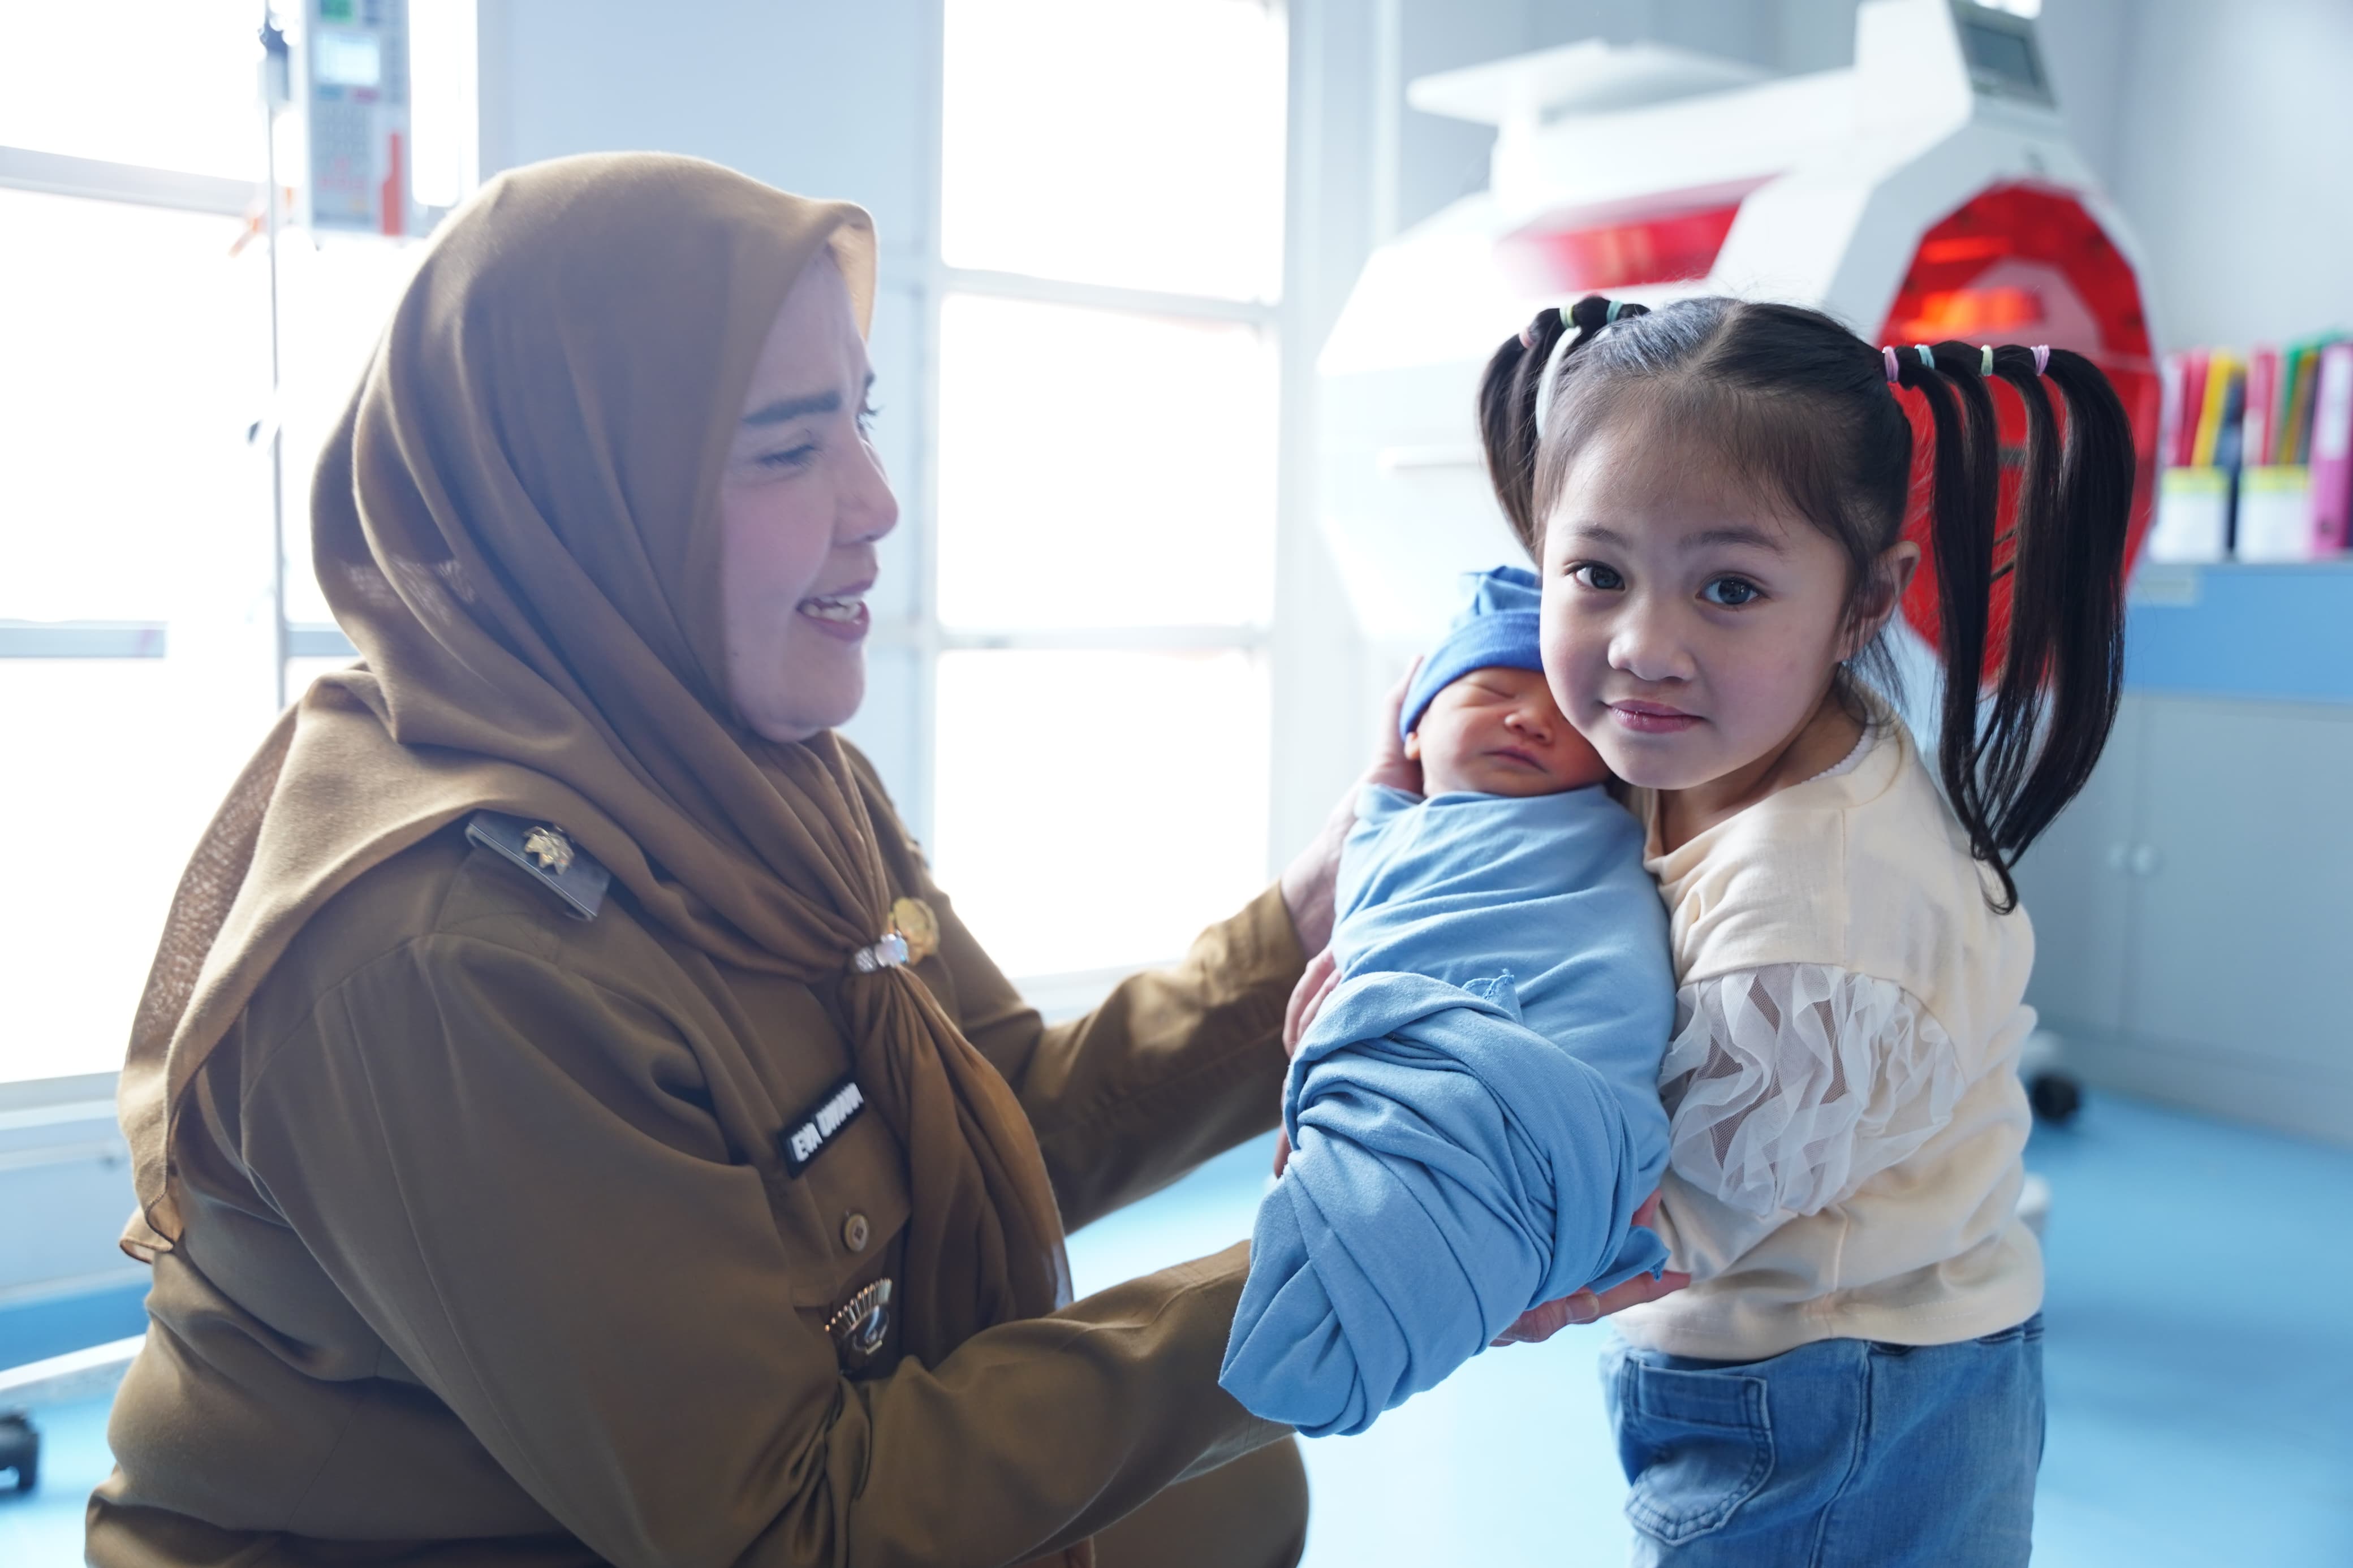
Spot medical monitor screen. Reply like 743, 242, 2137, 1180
314, 29, 383, 88
1960, 19, 2050, 103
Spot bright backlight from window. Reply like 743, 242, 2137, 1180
0, 660, 259, 1081
410, 0, 479, 209
936, 295, 1278, 631
272, 236, 432, 625
0, 0, 266, 179
0, 189, 266, 621
0, 3, 477, 1084
932, 649, 1272, 978
942, 0, 1287, 301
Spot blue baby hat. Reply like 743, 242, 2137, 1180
1399, 566, 1546, 739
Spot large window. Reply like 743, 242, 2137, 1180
0, 1, 473, 1083
0, 0, 1290, 1083
917, 0, 1289, 984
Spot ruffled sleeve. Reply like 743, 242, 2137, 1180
1659, 964, 1965, 1229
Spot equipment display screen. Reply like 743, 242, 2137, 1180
314, 29, 383, 88
1961, 19, 2048, 99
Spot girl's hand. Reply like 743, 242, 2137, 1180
1277, 659, 1424, 955
1488, 1270, 1692, 1346
1491, 1190, 1688, 1346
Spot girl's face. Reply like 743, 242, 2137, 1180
1537, 420, 1881, 794
718, 254, 899, 744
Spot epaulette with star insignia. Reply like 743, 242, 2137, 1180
464, 811, 611, 921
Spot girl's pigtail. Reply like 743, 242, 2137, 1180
1903, 340, 2135, 911
1476, 296, 1647, 558
1894, 345, 2005, 895
1981, 344, 2070, 833
1478, 306, 1567, 556
1990, 345, 2134, 859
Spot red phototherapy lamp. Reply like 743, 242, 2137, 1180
1317, 0, 2159, 659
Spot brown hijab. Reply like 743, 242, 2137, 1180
118, 153, 1072, 1370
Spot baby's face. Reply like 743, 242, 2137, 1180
1406, 666, 1611, 797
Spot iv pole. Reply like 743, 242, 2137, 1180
259, 9, 291, 710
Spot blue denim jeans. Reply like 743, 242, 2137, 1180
1601, 1315, 2044, 1567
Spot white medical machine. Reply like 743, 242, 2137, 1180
1318, 0, 2160, 649
297, 0, 417, 237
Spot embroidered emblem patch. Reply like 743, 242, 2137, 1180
828, 1276, 893, 1369
779, 1075, 867, 1177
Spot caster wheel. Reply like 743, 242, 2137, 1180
2028, 1070, 2083, 1126
0, 1411, 37, 1493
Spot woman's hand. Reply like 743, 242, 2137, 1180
1276, 660, 1424, 957
1283, 948, 1341, 1059
1269, 947, 1344, 1176
1360, 656, 1423, 796
1273, 662, 1421, 1179
1490, 1190, 1689, 1346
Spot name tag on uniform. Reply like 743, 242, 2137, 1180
779, 1075, 867, 1177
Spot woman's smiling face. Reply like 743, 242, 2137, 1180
1537, 418, 1864, 794
718, 253, 899, 744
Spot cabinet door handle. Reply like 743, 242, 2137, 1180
2129, 844, 2161, 876
2106, 843, 2132, 873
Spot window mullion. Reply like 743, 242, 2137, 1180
940, 266, 1278, 327
911, 0, 951, 854
0, 144, 256, 218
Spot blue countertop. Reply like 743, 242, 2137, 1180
2124, 560, 2353, 706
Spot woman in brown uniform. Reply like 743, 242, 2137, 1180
93, 150, 1329, 1568
94, 153, 1667, 1567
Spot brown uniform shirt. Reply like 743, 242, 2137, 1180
90, 804, 1300, 1566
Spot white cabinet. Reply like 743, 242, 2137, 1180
2014, 692, 2353, 1146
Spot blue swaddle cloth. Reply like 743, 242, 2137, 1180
1219, 783, 1675, 1437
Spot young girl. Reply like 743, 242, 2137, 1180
1476, 295, 2134, 1566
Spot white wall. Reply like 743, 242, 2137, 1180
1389, 0, 1818, 239
476, 0, 937, 823
478, 0, 934, 244
2103, 0, 2353, 348
1273, 0, 1826, 859
1658, 0, 2353, 352
464, 0, 2353, 869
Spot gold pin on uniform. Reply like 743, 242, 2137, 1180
890, 897, 939, 964
464, 811, 609, 921
522, 824, 574, 873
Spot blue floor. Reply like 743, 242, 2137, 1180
1066, 1092, 2353, 1566
0, 1284, 148, 1373
0, 1393, 106, 1560
6, 1093, 2349, 1563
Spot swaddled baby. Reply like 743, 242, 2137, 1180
1220, 567, 1675, 1437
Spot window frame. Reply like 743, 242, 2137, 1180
0, 152, 368, 677
886, 2, 1299, 986
0, 144, 320, 668
1, 1, 1319, 1069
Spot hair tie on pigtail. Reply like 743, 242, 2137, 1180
1532, 326, 1572, 441
2032, 344, 2051, 375
1916, 344, 1935, 368
1980, 344, 1995, 376
1529, 296, 1648, 440
1883, 346, 1901, 385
